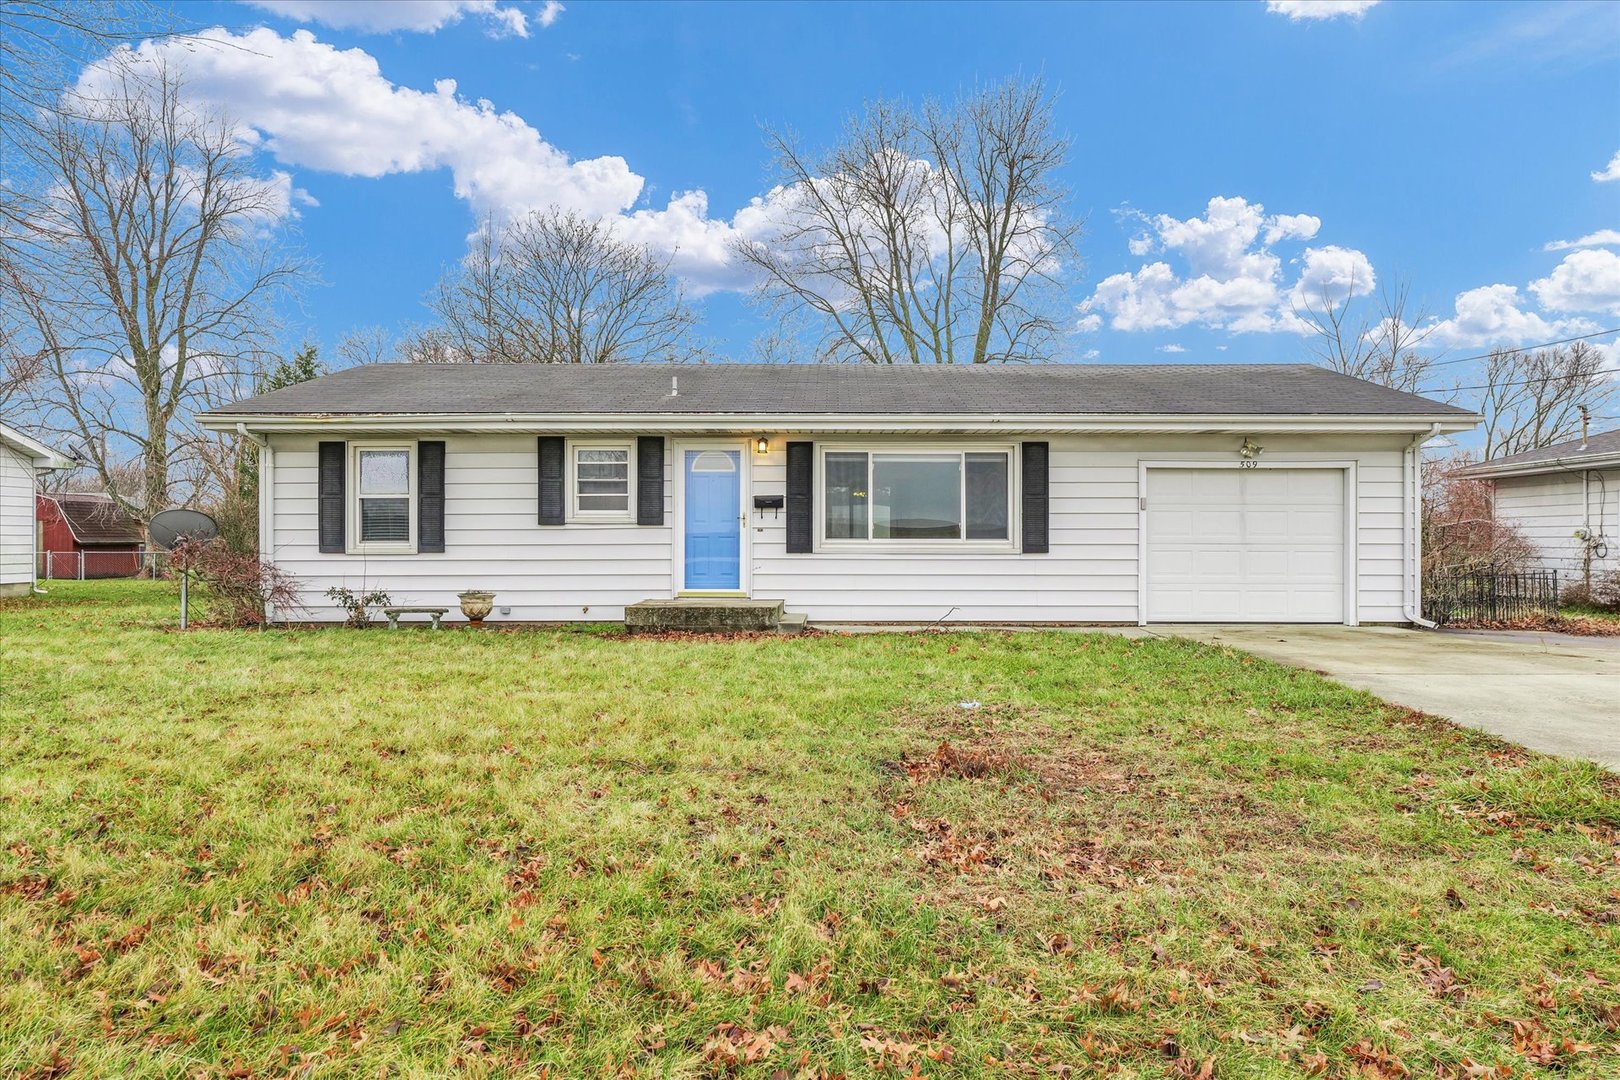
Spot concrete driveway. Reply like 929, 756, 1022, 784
1153, 624, 1619, 769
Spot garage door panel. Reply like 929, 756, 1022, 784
1198, 509, 1242, 539
1195, 550, 1242, 580
1288, 471, 1344, 500
1146, 468, 1346, 623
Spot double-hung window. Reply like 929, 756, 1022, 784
570, 441, 633, 521
823, 447, 1013, 548
351, 443, 415, 552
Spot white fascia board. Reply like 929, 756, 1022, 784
0, 422, 72, 468
203, 412, 1479, 436
1458, 453, 1620, 480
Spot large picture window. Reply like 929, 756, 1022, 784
823, 448, 1012, 546
571, 442, 633, 520
350, 443, 415, 552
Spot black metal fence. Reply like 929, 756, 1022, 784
1422, 566, 1558, 626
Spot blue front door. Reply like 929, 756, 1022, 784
684, 449, 741, 590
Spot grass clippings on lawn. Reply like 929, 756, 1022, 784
1, 581, 1617, 1078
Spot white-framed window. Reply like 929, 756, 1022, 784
820, 445, 1015, 550
569, 440, 634, 521
349, 442, 415, 553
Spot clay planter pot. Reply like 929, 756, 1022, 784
457, 590, 496, 626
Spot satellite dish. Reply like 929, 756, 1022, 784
148, 508, 219, 550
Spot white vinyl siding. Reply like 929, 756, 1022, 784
1491, 470, 1620, 581
262, 432, 1411, 624
269, 434, 673, 621
0, 444, 37, 591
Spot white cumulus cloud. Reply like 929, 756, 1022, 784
1544, 228, 1620, 252
1156, 343, 1187, 353
1265, 1, 1381, 21
1592, 150, 1620, 183
1079, 196, 1371, 334
1528, 248, 1620, 315
244, 1, 534, 37
537, 1, 566, 28
1426, 284, 1598, 348
78, 29, 761, 293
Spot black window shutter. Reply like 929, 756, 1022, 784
538, 436, 565, 525
1021, 441, 1049, 554
636, 436, 664, 525
318, 441, 345, 553
418, 441, 445, 553
786, 441, 814, 554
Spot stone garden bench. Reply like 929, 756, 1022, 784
382, 606, 450, 630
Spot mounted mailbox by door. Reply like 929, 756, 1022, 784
753, 494, 785, 517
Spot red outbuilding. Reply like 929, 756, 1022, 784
36, 492, 145, 578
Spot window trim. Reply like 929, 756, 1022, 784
815, 442, 1019, 553
347, 441, 417, 555
567, 438, 636, 523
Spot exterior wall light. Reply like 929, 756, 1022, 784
755, 435, 770, 455
1238, 437, 1264, 459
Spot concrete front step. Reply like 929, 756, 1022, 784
626, 598, 805, 634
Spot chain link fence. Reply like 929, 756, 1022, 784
37, 550, 172, 580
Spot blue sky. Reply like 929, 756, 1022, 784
146, 0, 1619, 374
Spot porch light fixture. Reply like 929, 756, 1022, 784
755, 435, 770, 455
1238, 437, 1264, 459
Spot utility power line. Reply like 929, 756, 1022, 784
1404, 328, 1619, 371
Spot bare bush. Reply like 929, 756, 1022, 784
1422, 455, 1537, 576
172, 538, 304, 627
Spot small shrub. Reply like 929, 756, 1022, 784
326, 586, 392, 628
1563, 569, 1620, 612
171, 538, 305, 627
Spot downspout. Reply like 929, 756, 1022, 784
236, 422, 271, 551
236, 423, 274, 620
1403, 423, 1442, 628
32, 468, 49, 595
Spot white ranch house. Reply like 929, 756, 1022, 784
0, 421, 72, 598
1455, 427, 1620, 590
199, 364, 1478, 626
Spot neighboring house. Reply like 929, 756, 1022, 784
199, 364, 1477, 626
36, 492, 146, 579
0, 421, 71, 597
1454, 428, 1620, 589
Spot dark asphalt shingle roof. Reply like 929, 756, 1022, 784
1455, 427, 1620, 475
47, 493, 143, 545
205, 363, 1472, 418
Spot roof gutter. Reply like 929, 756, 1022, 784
235, 422, 268, 450
1454, 451, 1620, 480
204, 411, 1480, 436
1403, 423, 1443, 629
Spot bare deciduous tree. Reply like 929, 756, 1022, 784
1, 2, 177, 405
3, 54, 304, 524
732, 77, 1078, 364
427, 210, 702, 364
1478, 341, 1615, 459
1293, 275, 1439, 393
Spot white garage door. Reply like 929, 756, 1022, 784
1145, 467, 1346, 623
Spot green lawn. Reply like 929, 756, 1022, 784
2, 581, 1616, 1078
